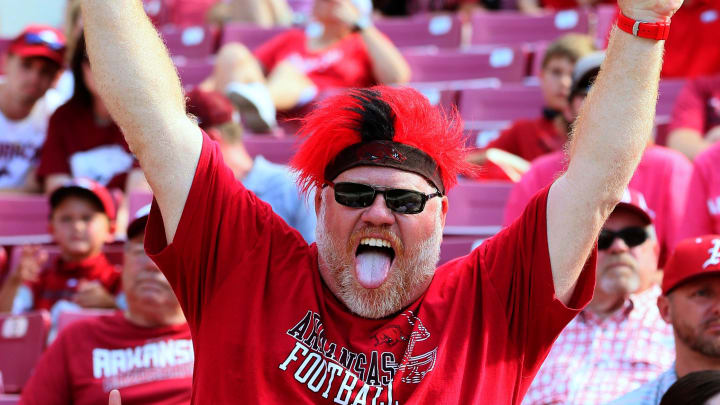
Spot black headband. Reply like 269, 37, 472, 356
324, 140, 445, 195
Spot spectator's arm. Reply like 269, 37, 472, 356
358, 26, 411, 84
667, 128, 711, 160
517, 0, 543, 14
81, 0, 202, 244
547, 0, 679, 305
0, 246, 47, 312
44, 174, 72, 194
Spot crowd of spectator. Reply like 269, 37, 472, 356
0, 0, 720, 403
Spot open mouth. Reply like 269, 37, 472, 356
354, 238, 396, 289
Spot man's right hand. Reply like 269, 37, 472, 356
109, 389, 121, 405
8, 245, 48, 284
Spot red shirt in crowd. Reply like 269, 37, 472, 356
37, 100, 137, 190
142, 0, 217, 27
30, 253, 121, 311
504, 145, 692, 265
254, 29, 377, 91
472, 116, 565, 181
144, 132, 596, 404
678, 143, 720, 243
669, 74, 720, 136
20, 312, 193, 405
662, 0, 720, 78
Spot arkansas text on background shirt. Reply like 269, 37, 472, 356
37, 99, 136, 190
522, 286, 675, 405
254, 29, 377, 91
19, 312, 193, 405
144, 131, 597, 404
504, 145, 692, 266
668, 74, 720, 137
678, 143, 720, 242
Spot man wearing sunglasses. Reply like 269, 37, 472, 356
0, 25, 67, 192
82, 0, 683, 402
524, 189, 675, 404
610, 234, 720, 405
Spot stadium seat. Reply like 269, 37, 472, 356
221, 24, 290, 51
458, 85, 544, 123
0, 310, 50, 393
403, 46, 527, 83
470, 9, 590, 45
128, 192, 154, 218
374, 14, 463, 49
595, 4, 618, 48
243, 135, 302, 165
439, 236, 485, 265
0, 395, 19, 404
444, 181, 513, 237
175, 57, 214, 89
161, 25, 217, 59
463, 121, 514, 148
56, 308, 116, 336
0, 195, 50, 245
656, 78, 686, 119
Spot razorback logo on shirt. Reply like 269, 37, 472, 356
286, 50, 343, 75
279, 310, 437, 404
93, 338, 194, 391
707, 195, 720, 216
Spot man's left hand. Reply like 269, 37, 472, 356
73, 280, 116, 308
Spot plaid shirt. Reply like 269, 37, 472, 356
606, 365, 677, 405
523, 286, 675, 405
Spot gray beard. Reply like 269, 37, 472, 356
315, 205, 442, 319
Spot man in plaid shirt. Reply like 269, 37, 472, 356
610, 234, 720, 405
523, 190, 675, 405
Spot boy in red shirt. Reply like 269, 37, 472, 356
0, 178, 120, 314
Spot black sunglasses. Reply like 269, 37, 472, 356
326, 181, 442, 214
598, 227, 649, 251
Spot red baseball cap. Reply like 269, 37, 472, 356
662, 235, 720, 295
614, 188, 653, 225
126, 203, 151, 240
186, 88, 235, 130
8, 25, 66, 67
49, 178, 117, 221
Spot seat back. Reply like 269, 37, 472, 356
243, 136, 301, 165
221, 24, 290, 50
470, 9, 590, 45
161, 25, 217, 59
56, 308, 115, 336
0, 311, 50, 393
375, 14, 463, 49
404, 47, 527, 83
0, 195, 50, 244
458, 85, 544, 123
444, 181, 513, 237
175, 57, 214, 89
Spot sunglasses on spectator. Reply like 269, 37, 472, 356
24, 32, 64, 51
598, 227, 648, 251
325, 181, 441, 214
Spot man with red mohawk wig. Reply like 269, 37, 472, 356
82, 0, 683, 403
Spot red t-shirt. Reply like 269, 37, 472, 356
30, 253, 121, 311
669, 74, 720, 135
37, 100, 136, 190
145, 132, 596, 404
662, 0, 720, 78
504, 145, 692, 266
254, 29, 377, 91
678, 143, 720, 244
19, 312, 193, 405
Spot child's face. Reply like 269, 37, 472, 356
50, 196, 112, 261
539, 56, 574, 112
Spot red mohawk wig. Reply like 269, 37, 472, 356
291, 86, 472, 195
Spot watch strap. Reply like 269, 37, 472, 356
617, 13, 671, 40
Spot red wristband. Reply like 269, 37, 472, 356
616, 13, 671, 40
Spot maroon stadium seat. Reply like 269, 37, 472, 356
174, 57, 214, 89
444, 181, 513, 237
470, 9, 590, 45
374, 14, 463, 49
0, 311, 50, 393
656, 78, 686, 119
0, 394, 19, 404
128, 192, 154, 219
221, 24, 290, 51
403, 47, 527, 83
0, 195, 50, 245
458, 85, 544, 123
595, 4, 618, 48
161, 25, 217, 59
439, 236, 485, 265
56, 308, 116, 336
243, 135, 302, 165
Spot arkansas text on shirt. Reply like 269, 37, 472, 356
19, 312, 193, 405
144, 131, 597, 404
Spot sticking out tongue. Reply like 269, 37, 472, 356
355, 250, 392, 289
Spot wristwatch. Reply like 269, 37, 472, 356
616, 13, 671, 40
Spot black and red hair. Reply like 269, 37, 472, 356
291, 86, 472, 195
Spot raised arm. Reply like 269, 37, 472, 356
547, 0, 682, 304
81, 0, 201, 243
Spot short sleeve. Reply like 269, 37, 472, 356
669, 79, 706, 134
19, 329, 72, 405
144, 131, 307, 328
36, 108, 72, 180
479, 184, 596, 373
